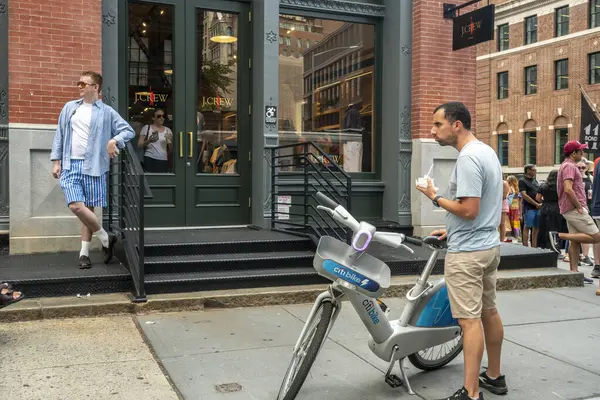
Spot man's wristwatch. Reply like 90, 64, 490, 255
432, 195, 443, 208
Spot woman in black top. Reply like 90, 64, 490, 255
536, 170, 567, 250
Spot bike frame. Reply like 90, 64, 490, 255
294, 245, 461, 364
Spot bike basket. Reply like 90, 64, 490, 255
314, 236, 391, 298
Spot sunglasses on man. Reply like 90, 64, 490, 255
76, 81, 97, 89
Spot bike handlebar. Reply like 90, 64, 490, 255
315, 191, 422, 250
403, 236, 423, 247
315, 192, 339, 210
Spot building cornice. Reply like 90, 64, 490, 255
279, 0, 385, 18
495, 0, 586, 20
496, 0, 554, 18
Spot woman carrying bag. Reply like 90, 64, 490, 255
138, 108, 173, 173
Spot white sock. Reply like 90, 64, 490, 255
80, 241, 91, 257
95, 228, 109, 247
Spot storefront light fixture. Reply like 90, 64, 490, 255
160, 9, 165, 15
211, 26, 237, 43
164, 69, 173, 75
142, 22, 147, 27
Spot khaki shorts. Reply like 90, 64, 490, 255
444, 246, 501, 319
563, 208, 599, 235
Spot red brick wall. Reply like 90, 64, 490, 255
8, 0, 102, 124
412, 0, 478, 140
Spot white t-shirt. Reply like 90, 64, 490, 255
70, 102, 93, 159
143, 125, 173, 161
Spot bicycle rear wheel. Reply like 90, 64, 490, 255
407, 333, 463, 371
277, 300, 334, 400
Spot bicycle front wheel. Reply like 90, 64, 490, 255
277, 300, 334, 400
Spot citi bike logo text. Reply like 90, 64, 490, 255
333, 267, 370, 287
362, 299, 380, 324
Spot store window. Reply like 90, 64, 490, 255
524, 65, 537, 95
278, 15, 376, 173
127, 3, 175, 174
497, 134, 508, 166
555, 128, 569, 165
590, 52, 600, 85
555, 6, 569, 37
525, 131, 537, 165
524, 15, 537, 45
592, 0, 600, 28
555, 59, 569, 90
497, 72, 508, 99
497, 24, 509, 51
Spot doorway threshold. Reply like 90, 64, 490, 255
145, 225, 250, 231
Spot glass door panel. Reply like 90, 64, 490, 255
185, 0, 251, 226
127, 1, 186, 227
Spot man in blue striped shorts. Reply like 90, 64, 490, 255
51, 71, 134, 269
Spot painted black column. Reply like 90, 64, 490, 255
381, 0, 412, 226
0, 0, 9, 232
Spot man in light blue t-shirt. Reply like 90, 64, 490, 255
416, 102, 506, 400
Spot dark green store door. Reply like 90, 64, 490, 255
126, 0, 252, 227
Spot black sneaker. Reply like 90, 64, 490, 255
436, 387, 483, 400
479, 371, 508, 395
581, 256, 594, 267
78, 255, 91, 269
584, 277, 594, 284
102, 232, 117, 264
548, 231, 561, 254
592, 266, 600, 279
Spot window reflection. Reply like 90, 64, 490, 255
127, 3, 175, 174
196, 10, 239, 174
278, 15, 376, 173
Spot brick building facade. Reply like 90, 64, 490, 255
476, 0, 600, 177
9, 0, 102, 124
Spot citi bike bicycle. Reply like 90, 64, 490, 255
277, 192, 463, 400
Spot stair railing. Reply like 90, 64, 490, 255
270, 141, 352, 245
104, 141, 152, 302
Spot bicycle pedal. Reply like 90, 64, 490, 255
385, 374, 403, 388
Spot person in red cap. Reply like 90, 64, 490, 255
549, 140, 600, 284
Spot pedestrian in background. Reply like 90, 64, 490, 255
536, 170, 566, 251
579, 159, 594, 267
506, 175, 522, 242
519, 165, 541, 247
549, 141, 600, 285
590, 157, 600, 283
500, 180, 510, 242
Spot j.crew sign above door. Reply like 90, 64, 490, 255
451, 4, 495, 51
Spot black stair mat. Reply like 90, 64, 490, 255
0, 251, 130, 282
145, 266, 318, 283
145, 251, 315, 264
144, 228, 307, 245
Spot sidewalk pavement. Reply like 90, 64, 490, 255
137, 284, 600, 400
0, 316, 179, 400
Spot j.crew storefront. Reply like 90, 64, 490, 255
6, 0, 415, 252
104, 0, 413, 229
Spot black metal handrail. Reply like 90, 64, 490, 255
270, 141, 352, 245
103, 141, 151, 302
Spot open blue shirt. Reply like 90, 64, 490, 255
50, 99, 135, 177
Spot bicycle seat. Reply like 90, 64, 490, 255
423, 236, 447, 249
